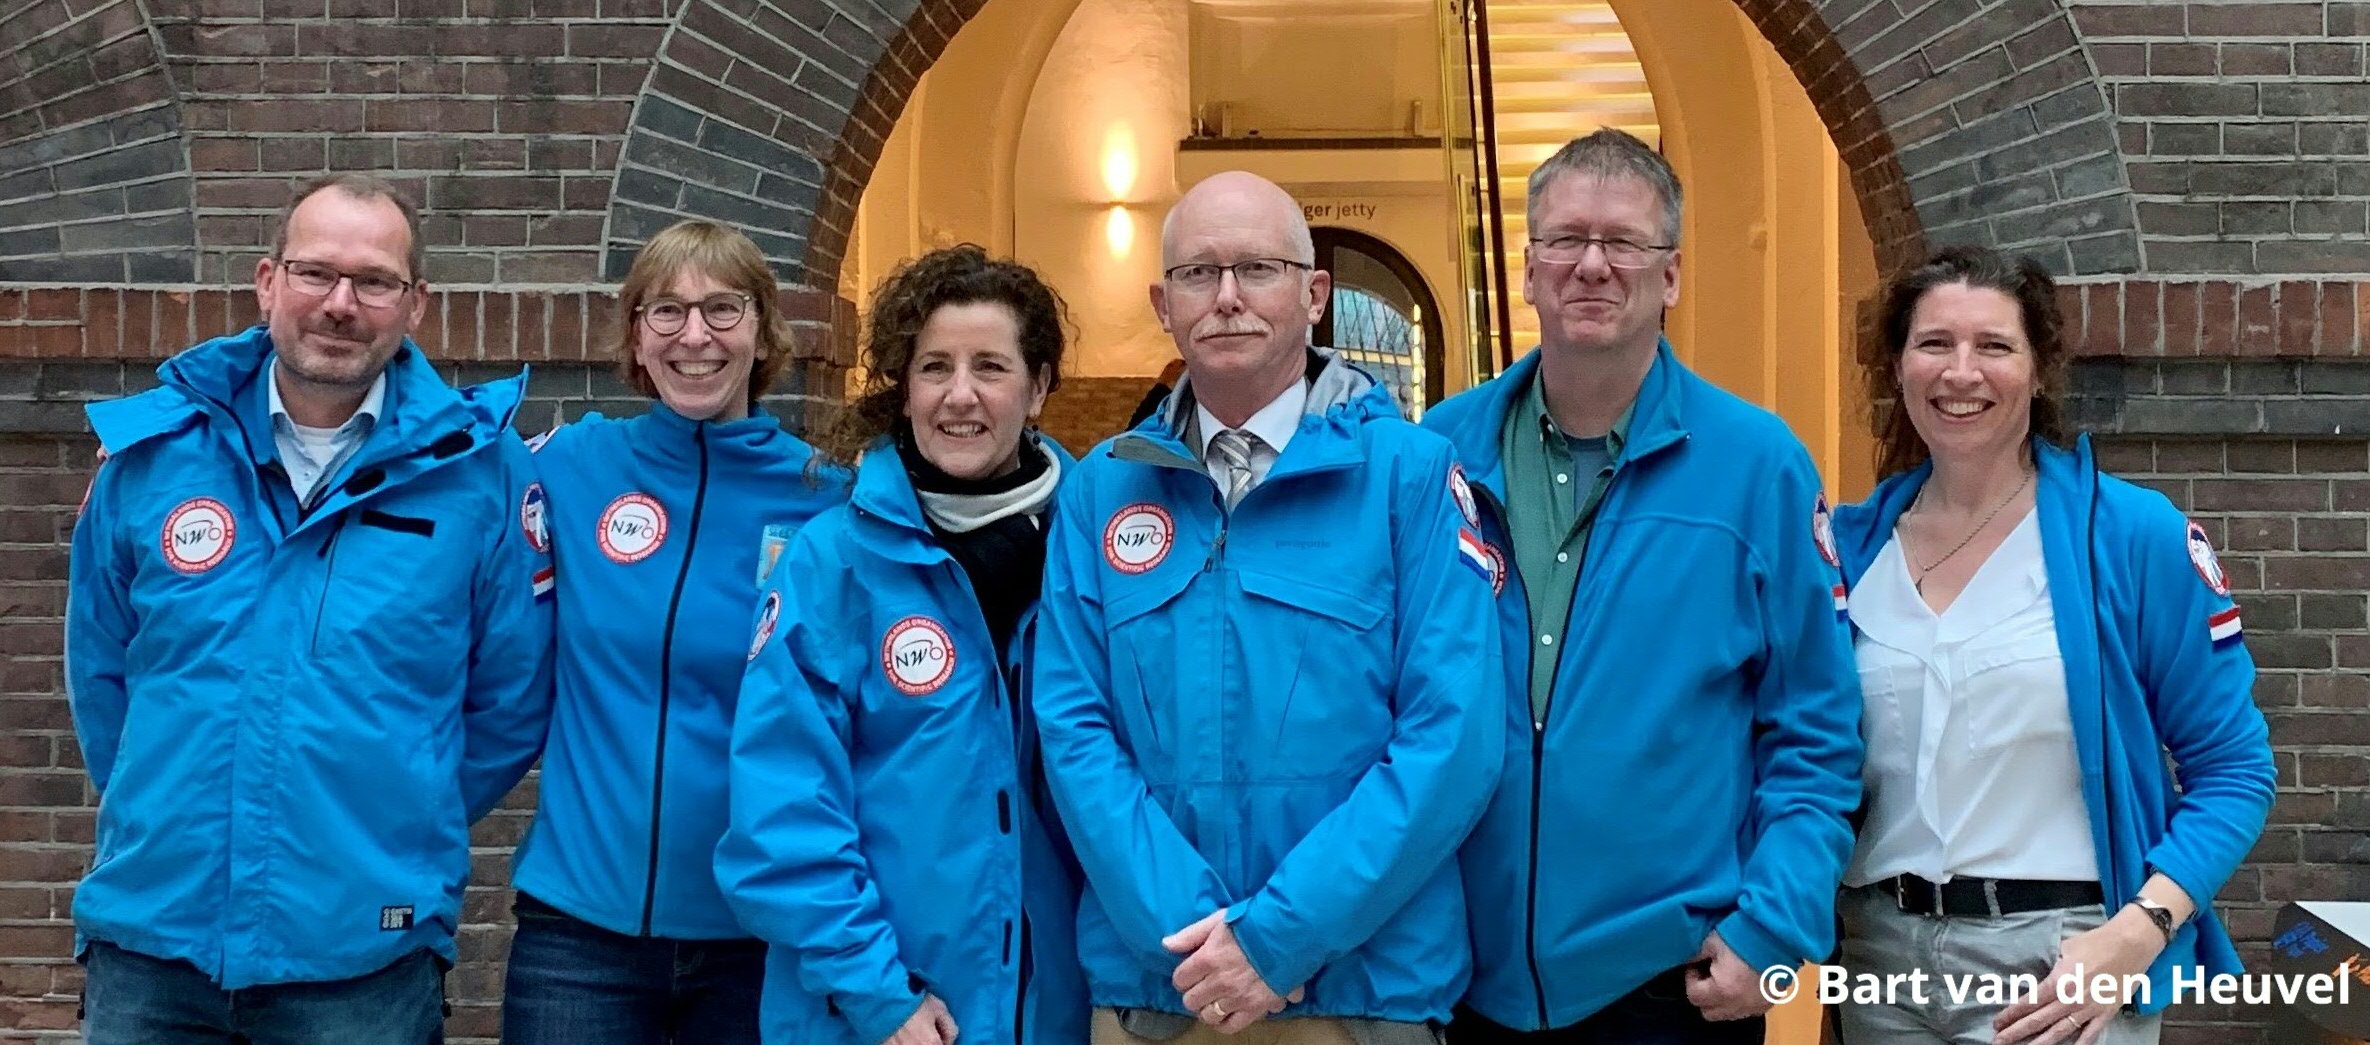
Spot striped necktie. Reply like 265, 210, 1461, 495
1210, 428, 1257, 509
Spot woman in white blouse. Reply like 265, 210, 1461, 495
1827, 246, 2275, 1045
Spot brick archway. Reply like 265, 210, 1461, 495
0, 0, 193, 283
768, 0, 2144, 287
1754, 0, 2141, 277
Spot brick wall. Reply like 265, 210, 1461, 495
1039, 375, 1156, 458
0, 0, 190, 283
2070, 0, 2370, 274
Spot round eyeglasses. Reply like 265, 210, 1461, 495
637, 293, 752, 335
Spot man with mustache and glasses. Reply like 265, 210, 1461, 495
1422, 129, 1862, 1044
1033, 170, 1501, 1045
65, 174, 553, 1044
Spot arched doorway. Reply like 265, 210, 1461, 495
840, 0, 1883, 489
1312, 226, 1449, 414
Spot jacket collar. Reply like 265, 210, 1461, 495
1115, 347, 1391, 480
851, 430, 1075, 565
1832, 434, 2097, 589
1427, 338, 1691, 501
108, 325, 527, 533
631, 400, 806, 465
154, 325, 506, 466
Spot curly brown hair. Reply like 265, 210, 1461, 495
815, 244, 1069, 467
1865, 244, 2072, 479
610, 220, 793, 412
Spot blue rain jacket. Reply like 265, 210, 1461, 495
1032, 352, 1502, 1023
718, 435, 1089, 1045
1832, 435, 2275, 1015
1421, 344, 1862, 1028
65, 325, 553, 988
511, 403, 847, 939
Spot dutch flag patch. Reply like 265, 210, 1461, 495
1457, 527, 1492, 582
532, 566, 556, 600
2208, 605, 2242, 644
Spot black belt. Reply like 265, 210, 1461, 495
1872, 874, 2104, 918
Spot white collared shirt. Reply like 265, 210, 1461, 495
1195, 377, 1306, 499
1844, 508, 2100, 886
268, 357, 386, 506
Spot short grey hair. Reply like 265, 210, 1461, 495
1526, 128, 1683, 245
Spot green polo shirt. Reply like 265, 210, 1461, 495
1499, 371, 1629, 724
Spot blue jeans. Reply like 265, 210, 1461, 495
81, 939, 445, 1045
499, 892, 764, 1045
1449, 968, 1766, 1045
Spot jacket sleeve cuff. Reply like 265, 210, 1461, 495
839, 984, 926, 1045
1715, 909, 1796, 977
1227, 899, 1319, 996
2136, 851, 2215, 915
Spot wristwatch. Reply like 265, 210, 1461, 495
2130, 897, 2180, 944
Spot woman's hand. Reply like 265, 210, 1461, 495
881, 994, 959, 1045
1992, 907, 2166, 1045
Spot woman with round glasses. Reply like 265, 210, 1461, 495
717, 245, 1088, 1045
502, 219, 849, 1044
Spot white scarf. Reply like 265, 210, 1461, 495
915, 449, 1063, 534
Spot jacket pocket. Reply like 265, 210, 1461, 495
356, 509, 436, 537
308, 498, 471, 687
1235, 569, 1392, 779
1104, 567, 1198, 775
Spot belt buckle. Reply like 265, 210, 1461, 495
1894, 875, 1943, 919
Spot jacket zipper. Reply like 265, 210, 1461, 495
640, 425, 710, 936
1014, 912, 1033, 1044
938, 556, 1037, 1045
1493, 459, 1626, 1030
1478, 483, 1556, 1029
307, 515, 348, 655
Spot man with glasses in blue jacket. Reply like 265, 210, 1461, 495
1423, 129, 1862, 1043
1034, 170, 1502, 1045
65, 174, 553, 1044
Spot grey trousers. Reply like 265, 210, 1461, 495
1834, 886, 2163, 1045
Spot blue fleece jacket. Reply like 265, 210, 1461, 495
1831, 435, 2276, 1014
1421, 343, 1863, 1029
511, 403, 847, 939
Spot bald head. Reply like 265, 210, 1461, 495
1149, 171, 1332, 429
1160, 171, 1314, 268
